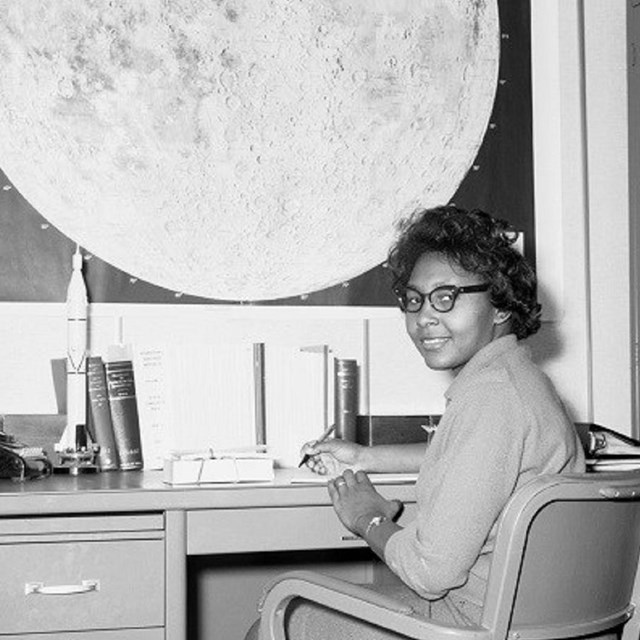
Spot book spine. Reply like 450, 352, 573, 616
86, 356, 119, 471
334, 358, 358, 441
253, 343, 266, 447
105, 359, 143, 470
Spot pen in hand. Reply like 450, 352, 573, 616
298, 424, 336, 468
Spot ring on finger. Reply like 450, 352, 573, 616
335, 478, 346, 486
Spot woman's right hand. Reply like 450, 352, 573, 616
300, 438, 365, 476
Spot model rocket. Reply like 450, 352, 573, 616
58, 246, 88, 450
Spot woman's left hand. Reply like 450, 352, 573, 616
328, 469, 402, 536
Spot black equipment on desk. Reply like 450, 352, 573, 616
0, 429, 52, 481
356, 415, 440, 446
575, 422, 640, 472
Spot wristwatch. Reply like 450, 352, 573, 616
364, 514, 388, 537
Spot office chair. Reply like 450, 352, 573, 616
259, 472, 640, 640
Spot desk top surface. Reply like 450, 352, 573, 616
0, 469, 417, 516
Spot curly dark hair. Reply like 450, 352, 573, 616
387, 205, 541, 340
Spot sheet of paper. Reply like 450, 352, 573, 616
288, 468, 418, 485
587, 459, 640, 472
265, 345, 328, 468
133, 342, 257, 468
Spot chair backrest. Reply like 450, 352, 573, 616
481, 472, 640, 640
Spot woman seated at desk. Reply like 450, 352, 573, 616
247, 205, 585, 639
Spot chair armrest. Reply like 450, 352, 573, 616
258, 570, 491, 640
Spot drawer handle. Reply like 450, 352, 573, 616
25, 579, 100, 596
341, 534, 360, 542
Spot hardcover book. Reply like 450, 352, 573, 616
105, 350, 143, 471
334, 358, 358, 441
86, 356, 118, 471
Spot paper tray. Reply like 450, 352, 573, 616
163, 457, 274, 485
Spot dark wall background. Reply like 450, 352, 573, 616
0, 0, 531, 307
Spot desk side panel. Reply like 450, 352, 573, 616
165, 509, 188, 640
0, 631, 163, 640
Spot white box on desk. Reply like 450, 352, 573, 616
163, 456, 274, 485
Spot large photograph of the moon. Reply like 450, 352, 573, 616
0, 1, 499, 301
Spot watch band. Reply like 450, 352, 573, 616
364, 514, 388, 536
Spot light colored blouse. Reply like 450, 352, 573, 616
384, 334, 586, 623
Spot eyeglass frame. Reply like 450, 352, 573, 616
393, 283, 491, 314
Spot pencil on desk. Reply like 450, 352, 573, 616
298, 424, 336, 468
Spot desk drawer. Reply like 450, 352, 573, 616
0, 538, 164, 634
188, 503, 417, 555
